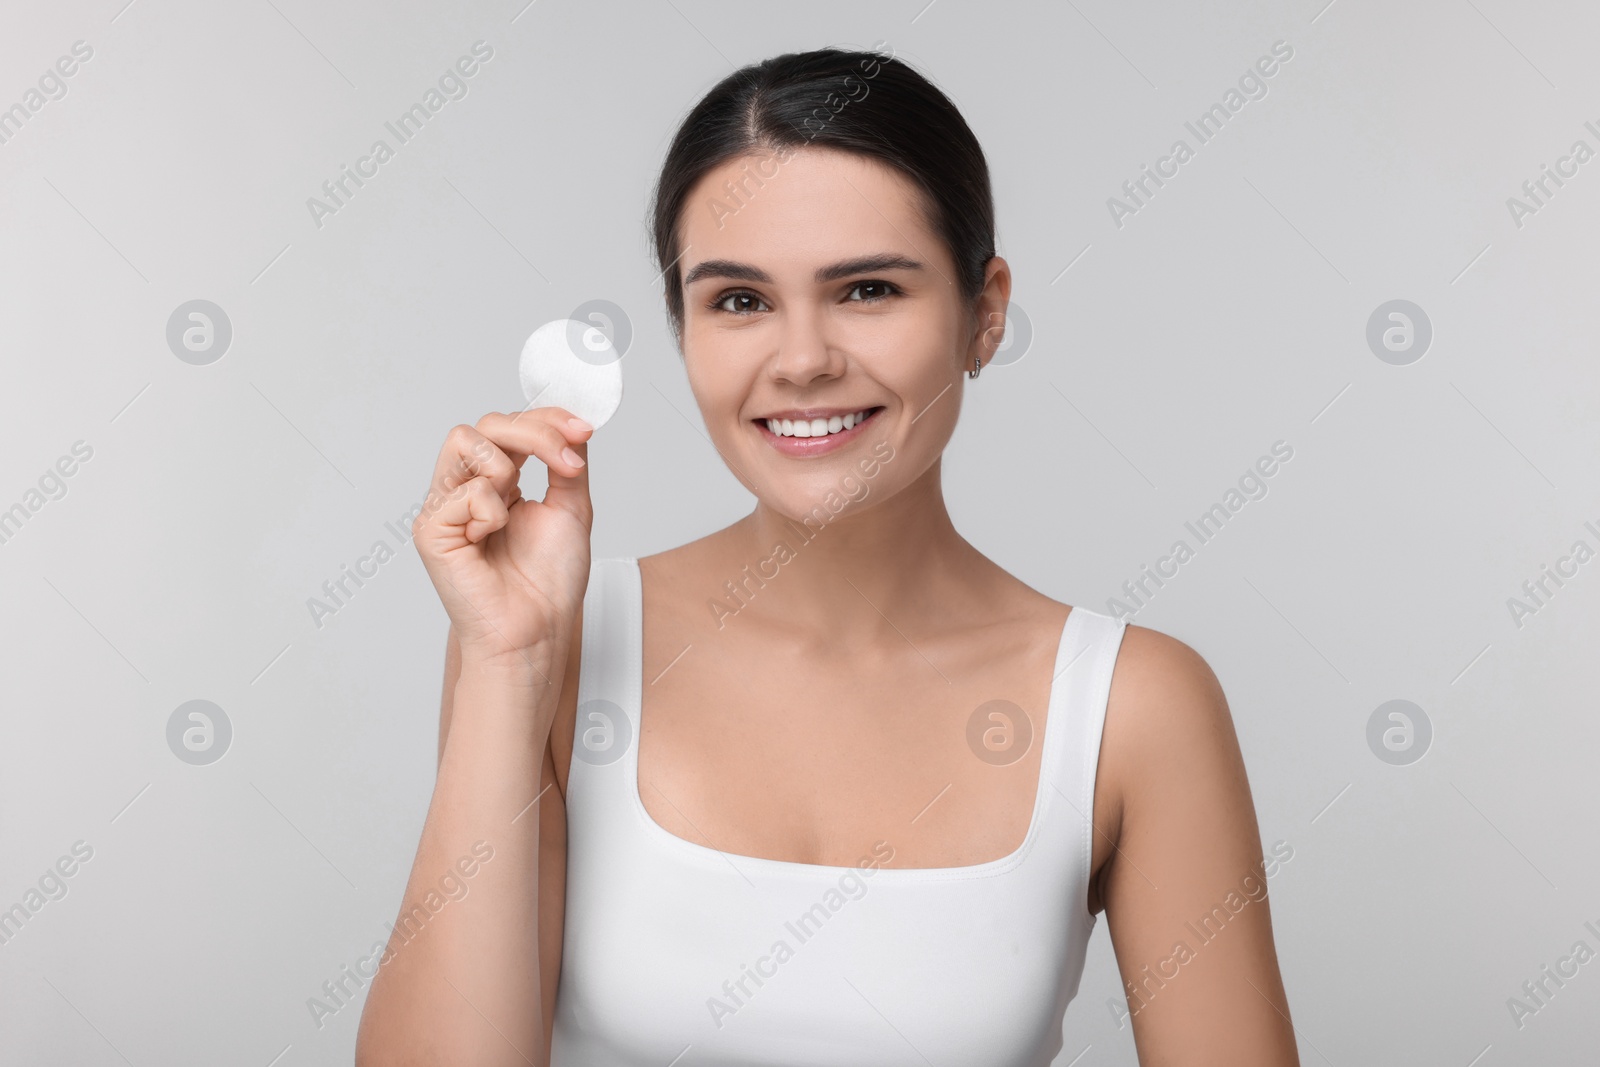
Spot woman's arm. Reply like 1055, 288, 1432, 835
355, 643, 566, 1067
438, 623, 462, 767
1097, 625, 1300, 1065
428, 622, 577, 1057
354, 410, 591, 1064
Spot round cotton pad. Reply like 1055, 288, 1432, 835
518, 318, 625, 430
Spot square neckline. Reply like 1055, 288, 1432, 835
621, 556, 1086, 881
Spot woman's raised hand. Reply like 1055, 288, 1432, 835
411, 408, 594, 678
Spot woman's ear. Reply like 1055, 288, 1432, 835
967, 256, 1012, 373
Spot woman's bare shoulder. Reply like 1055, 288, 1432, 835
1104, 621, 1238, 773
1096, 618, 1251, 844
1110, 622, 1230, 722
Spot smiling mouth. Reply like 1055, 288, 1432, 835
755, 406, 884, 439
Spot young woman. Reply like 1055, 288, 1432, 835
357, 47, 1299, 1067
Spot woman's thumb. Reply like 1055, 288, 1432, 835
544, 435, 591, 525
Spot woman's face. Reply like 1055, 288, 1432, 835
675, 144, 1009, 522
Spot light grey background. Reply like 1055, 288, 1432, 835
3, 0, 1597, 1063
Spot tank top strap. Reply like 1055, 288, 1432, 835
566, 556, 643, 808
1036, 606, 1128, 877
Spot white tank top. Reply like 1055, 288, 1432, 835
551, 556, 1128, 1065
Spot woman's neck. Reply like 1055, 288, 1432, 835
716, 462, 1001, 643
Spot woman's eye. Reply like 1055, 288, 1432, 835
848, 279, 900, 303
711, 290, 768, 315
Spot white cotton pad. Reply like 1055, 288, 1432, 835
518, 318, 624, 429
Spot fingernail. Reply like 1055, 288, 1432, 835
561, 447, 586, 468
567, 417, 594, 434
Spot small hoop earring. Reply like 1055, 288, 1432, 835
968, 354, 982, 379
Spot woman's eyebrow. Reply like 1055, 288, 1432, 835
682, 253, 924, 287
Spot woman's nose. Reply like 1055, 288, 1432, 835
770, 305, 846, 385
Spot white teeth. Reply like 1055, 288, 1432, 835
765, 409, 874, 438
